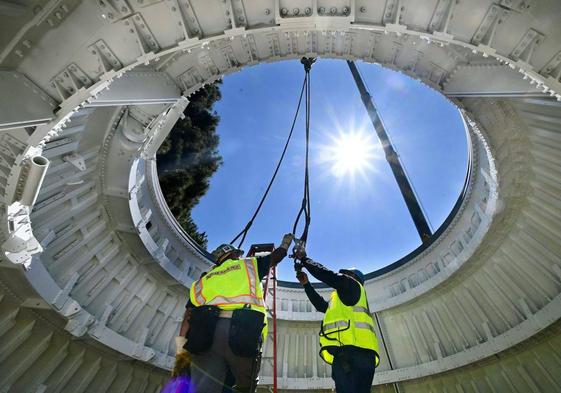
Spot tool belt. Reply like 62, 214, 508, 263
185, 305, 220, 354
228, 308, 265, 358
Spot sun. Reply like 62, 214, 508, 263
323, 130, 378, 178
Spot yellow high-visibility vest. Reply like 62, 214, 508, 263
319, 281, 380, 366
190, 258, 268, 338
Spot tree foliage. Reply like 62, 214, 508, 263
157, 83, 223, 248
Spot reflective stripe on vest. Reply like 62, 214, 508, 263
355, 321, 376, 333
323, 320, 350, 332
205, 295, 263, 308
319, 282, 379, 367
243, 258, 258, 299
323, 320, 376, 334
193, 279, 206, 305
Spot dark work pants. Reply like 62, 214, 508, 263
191, 318, 261, 393
331, 347, 376, 393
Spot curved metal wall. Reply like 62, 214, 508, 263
1, 1, 560, 392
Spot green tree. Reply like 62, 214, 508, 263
157, 83, 223, 248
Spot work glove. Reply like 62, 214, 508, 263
172, 336, 191, 377
172, 351, 192, 377
291, 243, 307, 260
296, 271, 309, 285
280, 233, 294, 250
175, 336, 187, 355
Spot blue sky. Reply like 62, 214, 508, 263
191, 59, 468, 281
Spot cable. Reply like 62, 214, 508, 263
232, 57, 315, 251
292, 58, 314, 244
230, 76, 307, 248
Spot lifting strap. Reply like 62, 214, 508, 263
292, 57, 315, 244
230, 57, 315, 249
230, 73, 307, 248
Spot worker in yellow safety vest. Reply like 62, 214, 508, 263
175, 233, 293, 393
294, 246, 379, 393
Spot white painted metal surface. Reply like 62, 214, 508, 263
0, 1, 560, 392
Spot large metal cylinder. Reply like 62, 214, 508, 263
19, 155, 50, 207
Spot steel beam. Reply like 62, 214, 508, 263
443, 64, 548, 97
88, 71, 182, 107
347, 61, 433, 241
0, 72, 57, 131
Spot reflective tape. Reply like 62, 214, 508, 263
193, 280, 205, 305
355, 322, 376, 333
206, 295, 265, 309
324, 320, 375, 333
353, 306, 370, 314
244, 258, 258, 298
323, 320, 350, 331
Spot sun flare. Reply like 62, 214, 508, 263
323, 131, 378, 178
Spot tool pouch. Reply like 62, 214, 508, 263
229, 308, 265, 358
185, 305, 220, 354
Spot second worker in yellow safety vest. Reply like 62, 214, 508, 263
295, 248, 379, 393
175, 233, 293, 393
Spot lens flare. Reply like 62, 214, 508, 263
323, 131, 378, 178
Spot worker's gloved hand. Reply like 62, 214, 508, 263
280, 233, 294, 250
292, 243, 307, 260
296, 271, 309, 285
172, 351, 192, 377
175, 336, 187, 355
